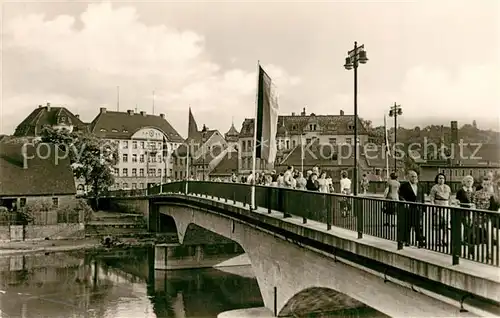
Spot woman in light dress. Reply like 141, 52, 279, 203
383, 172, 400, 227
429, 173, 451, 246
318, 172, 330, 193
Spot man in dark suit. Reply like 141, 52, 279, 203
398, 170, 426, 247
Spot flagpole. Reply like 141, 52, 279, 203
251, 61, 260, 209
185, 143, 190, 194
301, 133, 304, 174
384, 115, 390, 180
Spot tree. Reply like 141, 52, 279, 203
40, 127, 118, 203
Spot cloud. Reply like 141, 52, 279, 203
1, 2, 300, 136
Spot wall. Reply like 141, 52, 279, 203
0, 223, 85, 242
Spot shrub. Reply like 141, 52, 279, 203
21, 201, 53, 225
56, 199, 93, 223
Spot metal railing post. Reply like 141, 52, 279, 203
356, 196, 363, 239
450, 209, 461, 265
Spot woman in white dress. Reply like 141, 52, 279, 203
429, 173, 452, 246
318, 172, 329, 193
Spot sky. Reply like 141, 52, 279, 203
1, 0, 499, 138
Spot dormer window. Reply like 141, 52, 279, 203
292, 125, 297, 130
123, 129, 128, 133
100, 128, 107, 132
309, 124, 317, 131
348, 124, 354, 130
112, 129, 118, 132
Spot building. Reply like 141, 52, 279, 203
276, 139, 387, 180
415, 121, 500, 182
171, 108, 228, 181
0, 137, 76, 213
89, 108, 184, 190
238, 108, 369, 175
13, 103, 88, 137
208, 149, 239, 181
224, 123, 239, 149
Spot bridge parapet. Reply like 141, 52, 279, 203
103, 181, 500, 269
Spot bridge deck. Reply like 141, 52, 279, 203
177, 193, 499, 285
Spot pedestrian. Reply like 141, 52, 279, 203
398, 170, 426, 248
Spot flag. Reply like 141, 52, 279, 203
255, 65, 279, 164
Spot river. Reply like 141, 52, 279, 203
0, 247, 386, 317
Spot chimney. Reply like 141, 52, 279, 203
127, 109, 134, 115
291, 112, 295, 116
340, 110, 344, 116
160, 113, 165, 119
100, 107, 107, 114
38, 104, 43, 108
75, 114, 80, 119
46, 102, 51, 111
140, 111, 146, 116
301, 107, 306, 116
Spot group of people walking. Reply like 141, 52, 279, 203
383, 170, 499, 253
237, 165, 355, 195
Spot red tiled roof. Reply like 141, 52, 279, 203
0, 138, 76, 196
89, 109, 183, 142
239, 114, 368, 138
14, 106, 88, 137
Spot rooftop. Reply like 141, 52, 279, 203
239, 109, 368, 138
14, 103, 88, 137
89, 108, 184, 142
0, 138, 76, 196
210, 150, 239, 176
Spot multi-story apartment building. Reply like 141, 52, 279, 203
238, 107, 369, 175
90, 108, 184, 190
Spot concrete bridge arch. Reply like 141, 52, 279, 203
156, 202, 472, 317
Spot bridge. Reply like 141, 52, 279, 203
101, 181, 500, 317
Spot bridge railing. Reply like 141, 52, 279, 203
108, 181, 499, 267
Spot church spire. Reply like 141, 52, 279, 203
188, 107, 199, 139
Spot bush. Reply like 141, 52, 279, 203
56, 199, 93, 223
21, 201, 53, 225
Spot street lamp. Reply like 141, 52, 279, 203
344, 41, 368, 196
389, 103, 402, 172
201, 124, 208, 181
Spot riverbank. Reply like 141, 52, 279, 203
0, 238, 101, 257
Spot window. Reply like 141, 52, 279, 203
140, 183, 144, 189
19, 198, 26, 208
123, 168, 128, 176
158, 169, 162, 176
139, 168, 144, 176
306, 138, 311, 144
286, 140, 290, 149
140, 141, 145, 149
132, 154, 137, 162
114, 168, 119, 175
132, 168, 137, 176
140, 154, 145, 163
132, 141, 137, 149
346, 138, 352, 144
115, 182, 120, 188
149, 168, 155, 176
292, 140, 296, 148
329, 138, 337, 145
175, 171, 178, 179
132, 183, 137, 189
122, 154, 128, 162
122, 141, 128, 149
123, 183, 129, 189
52, 197, 59, 207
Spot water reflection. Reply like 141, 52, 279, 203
0, 247, 386, 318
0, 248, 262, 318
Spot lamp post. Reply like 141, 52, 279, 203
344, 41, 369, 196
201, 124, 208, 181
389, 103, 402, 172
